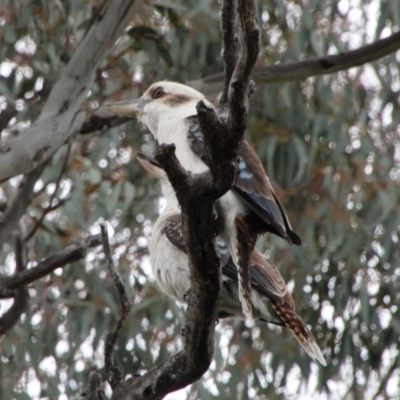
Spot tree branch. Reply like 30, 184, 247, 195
0, 237, 28, 335
187, 30, 400, 95
24, 144, 71, 242
0, 234, 101, 293
99, 222, 132, 391
219, 0, 238, 106
80, 111, 131, 136
0, 163, 47, 248
226, 0, 260, 143
0, 0, 142, 182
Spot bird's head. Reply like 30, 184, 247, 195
106, 81, 206, 137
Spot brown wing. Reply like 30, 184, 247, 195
185, 116, 301, 245
247, 248, 293, 304
233, 141, 301, 245
221, 247, 292, 305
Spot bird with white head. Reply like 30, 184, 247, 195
106, 81, 301, 321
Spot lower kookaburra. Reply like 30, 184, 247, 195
137, 151, 326, 366
106, 81, 301, 320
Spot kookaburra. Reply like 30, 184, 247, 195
106, 81, 301, 320
136, 151, 326, 366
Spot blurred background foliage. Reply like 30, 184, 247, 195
0, 0, 400, 399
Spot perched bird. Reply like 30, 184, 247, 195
137, 151, 326, 366
106, 82, 301, 321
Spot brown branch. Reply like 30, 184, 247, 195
195, 101, 237, 192
99, 222, 132, 391
187, 30, 400, 95
219, 0, 238, 106
0, 234, 101, 292
0, 163, 47, 248
24, 145, 71, 242
226, 0, 260, 143
154, 144, 192, 193
80, 113, 131, 135
0, 237, 29, 335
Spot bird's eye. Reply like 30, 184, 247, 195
152, 87, 165, 99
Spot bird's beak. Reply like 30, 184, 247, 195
105, 98, 150, 117
137, 151, 162, 168
137, 151, 167, 181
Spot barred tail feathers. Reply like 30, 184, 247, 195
272, 302, 326, 366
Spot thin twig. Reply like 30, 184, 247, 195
80, 113, 131, 135
99, 222, 132, 391
0, 234, 101, 291
0, 236, 29, 335
24, 144, 71, 242
0, 162, 47, 248
26, 198, 70, 232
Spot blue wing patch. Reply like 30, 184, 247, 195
238, 157, 254, 180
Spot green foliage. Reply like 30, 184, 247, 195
1, 0, 400, 399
